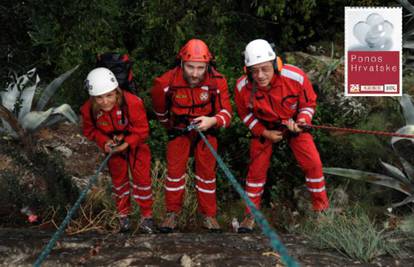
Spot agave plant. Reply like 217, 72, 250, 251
324, 94, 414, 209
0, 66, 79, 152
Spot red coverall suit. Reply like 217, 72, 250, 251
151, 66, 232, 217
80, 91, 153, 218
234, 64, 329, 212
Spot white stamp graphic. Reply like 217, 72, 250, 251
345, 7, 402, 96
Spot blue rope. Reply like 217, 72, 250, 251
33, 151, 114, 267
189, 125, 299, 267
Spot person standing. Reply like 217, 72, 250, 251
234, 39, 329, 233
80, 67, 154, 233
151, 39, 232, 233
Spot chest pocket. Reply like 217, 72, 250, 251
169, 86, 216, 116
281, 95, 299, 111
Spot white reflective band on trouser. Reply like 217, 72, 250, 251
305, 177, 325, 183
133, 194, 152, 200
195, 175, 216, 184
160, 118, 169, 122
131, 184, 152, 190
113, 191, 130, 198
113, 182, 129, 191
308, 186, 326, 193
155, 110, 168, 116
165, 185, 185, 191
247, 191, 263, 197
243, 113, 253, 123
246, 182, 265, 188
195, 185, 215, 194
248, 119, 258, 130
167, 174, 185, 182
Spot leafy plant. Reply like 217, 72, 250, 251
0, 66, 78, 153
324, 94, 414, 209
301, 206, 401, 262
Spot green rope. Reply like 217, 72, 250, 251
33, 151, 113, 267
190, 125, 299, 267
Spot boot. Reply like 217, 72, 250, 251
159, 212, 178, 233
203, 216, 222, 233
139, 217, 156, 234
238, 214, 255, 233
119, 216, 130, 233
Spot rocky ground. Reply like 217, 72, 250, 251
1, 228, 411, 267
1, 122, 413, 266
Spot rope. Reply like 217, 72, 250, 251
301, 124, 414, 139
33, 151, 114, 267
188, 124, 299, 267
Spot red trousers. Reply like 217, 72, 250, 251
245, 132, 329, 212
107, 144, 153, 218
165, 132, 217, 217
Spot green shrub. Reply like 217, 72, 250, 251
301, 206, 402, 262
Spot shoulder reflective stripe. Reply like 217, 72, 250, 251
246, 182, 265, 187
248, 119, 258, 129
112, 182, 129, 191
281, 68, 304, 85
163, 86, 169, 92
195, 185, 215, 194
220, 109, 232, 118
299, 107, 315, 114
243, 113, 253, 123
247, 191, 263, 197
165, 185, 185, 191
167, 175, 185, 182
305, 177, 325, 183
308, 186, 326, 193
216, 114, 226, 128
237, 77, 248, 92
133, 194, 152, 200
131, 184, 152, 191
155, 110, 168, 116
201, 86, 209, 91
195, 175, 216, 184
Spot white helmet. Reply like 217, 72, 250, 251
85, 67, 119, 96
244, 39, 276, 67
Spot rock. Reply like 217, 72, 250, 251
55, 145, 73, 158
180, 254, 193, 267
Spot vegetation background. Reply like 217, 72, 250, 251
1, 0, 413, 228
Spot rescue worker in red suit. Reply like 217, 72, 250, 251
234, 39, 329, 233
80, 67, 155, 233
151, 39, 232, 232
